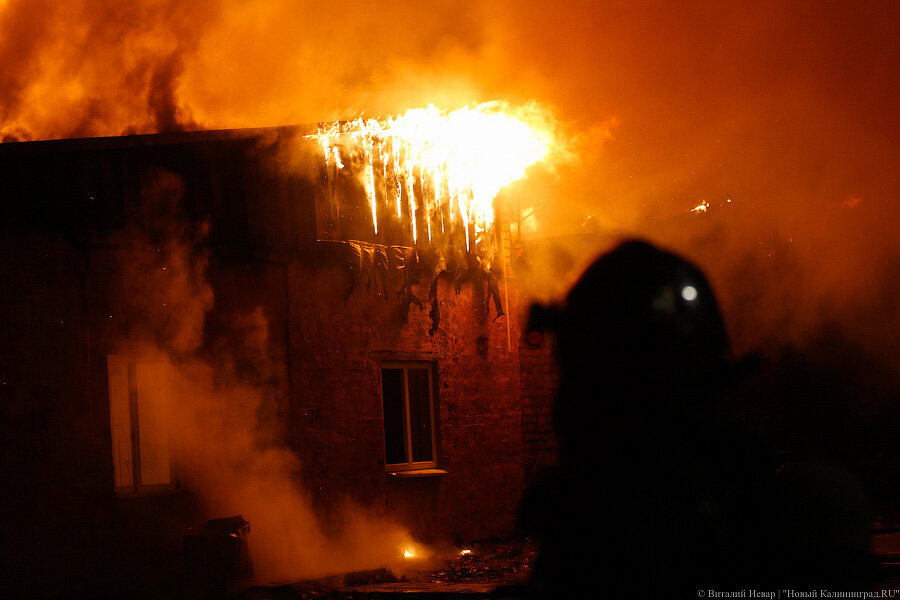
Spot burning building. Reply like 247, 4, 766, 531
4, 0, 900, 596
0, 109, 561, 597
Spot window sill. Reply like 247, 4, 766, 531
387, 469, 448, 478
115, 485, 185, 499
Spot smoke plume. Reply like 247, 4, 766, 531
106, 172, 416, 582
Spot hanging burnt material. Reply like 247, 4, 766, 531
334, 235, 505, 336
392, 247, 424, 325
425, 239, 506, 335
340, 241, 410, 302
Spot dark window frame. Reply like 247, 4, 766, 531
107, 354, 180, 497
379, 361, 439, 472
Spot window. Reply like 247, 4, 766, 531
380, 362, 438, 472
107, 354, 177, 495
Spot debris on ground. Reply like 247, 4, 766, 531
235, 538, 537, 599
409, 538, 537, 585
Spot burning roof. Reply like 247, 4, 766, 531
309, 101, 557, 250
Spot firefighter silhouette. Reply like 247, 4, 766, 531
518, 240, 874, 597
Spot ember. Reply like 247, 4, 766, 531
691, 201, 710, 214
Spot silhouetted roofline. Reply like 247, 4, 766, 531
0, 124, 316, 157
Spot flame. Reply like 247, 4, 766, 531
403, 547, 416, 559
309, 101, 555, 248
691, 201, 710, 214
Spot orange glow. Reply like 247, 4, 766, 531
844, 197, 862, 210
309, 102, 555, 247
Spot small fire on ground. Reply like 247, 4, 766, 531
400, 545, 472, 561
406, 539, 536, 584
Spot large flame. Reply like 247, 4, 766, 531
310, 101, 555, 248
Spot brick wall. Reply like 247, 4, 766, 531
519, 336, 559, 484
285, 253, 525, 542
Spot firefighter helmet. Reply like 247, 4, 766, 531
554, 239, 730, 381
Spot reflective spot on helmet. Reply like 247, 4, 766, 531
681, 285, 698, 302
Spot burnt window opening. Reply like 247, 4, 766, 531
380, 363, 438, 472
107, 355, 178, 496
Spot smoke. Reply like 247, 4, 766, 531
0, 0, 486, 140
106, 172, 416, 582
158, 343, 414, 581
476, 0, 899, 366
0, 0, 213, 141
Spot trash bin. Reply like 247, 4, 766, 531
183, 515, 254, 600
